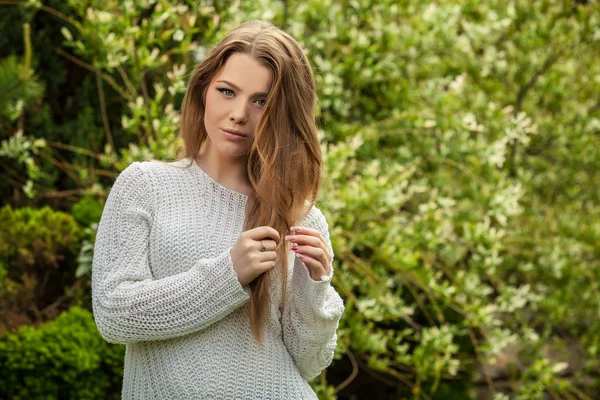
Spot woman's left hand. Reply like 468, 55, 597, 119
285, 226, 332, 281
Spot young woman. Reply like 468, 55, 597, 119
92, 20, 345, 399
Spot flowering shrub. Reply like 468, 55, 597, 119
1, 0, 599, 398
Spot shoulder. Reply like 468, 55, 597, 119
111, 158, 190, 199
112, 161, 147, 191
134, 158, 193, 176
299, 202, 330, 235
102, 162, 155, 215
298, 203, 335, 257
117, 158, 194, 186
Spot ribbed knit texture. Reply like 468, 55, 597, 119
91, 158, 345, 399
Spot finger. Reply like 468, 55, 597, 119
285, 234, 331, 263
245, 226, 280, 242
257, 260, 277, 272
256, 250, 278, 263
290, 226, 325, 242
295, 253, 325, 277
258, 239, 277, 252
288, 226, 332, 262
287, 226, 327, 248
285, 234, 321, 247
291, 245, 329, 270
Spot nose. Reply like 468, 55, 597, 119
230, 101, 249, 125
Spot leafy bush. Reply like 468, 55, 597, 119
1, 0, 599, 398
0, 205, 82, 333
0, 306, 125, 400
71, 196, 104, 228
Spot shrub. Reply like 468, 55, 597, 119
0, 205, 82, 333
0, 306, 125, 400
71, 196, 104, 228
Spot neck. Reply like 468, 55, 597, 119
195, 141, 251, 194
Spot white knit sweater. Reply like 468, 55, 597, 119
91, 158, 345, 399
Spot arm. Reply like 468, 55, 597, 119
280, 208, 345, 381
91, 162, 251, 345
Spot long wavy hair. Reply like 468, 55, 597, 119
176, 20, 322, 344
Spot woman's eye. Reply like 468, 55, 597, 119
217, 88, 234, 96
218, 88, 265, 107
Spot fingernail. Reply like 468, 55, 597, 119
290, 226, 299, 231
285, 235, 293, 241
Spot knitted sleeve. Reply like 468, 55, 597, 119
91, 162, 251, 345
280, 207, 345, 381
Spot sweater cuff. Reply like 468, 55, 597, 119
229, 251, 253, 297
291, 256, 335, 317
202, 249, 252, 300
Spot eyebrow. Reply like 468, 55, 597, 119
216, 80, 268, 97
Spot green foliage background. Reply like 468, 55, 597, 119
0, 0, 599, 399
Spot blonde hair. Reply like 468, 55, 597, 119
177, 20, 322, 344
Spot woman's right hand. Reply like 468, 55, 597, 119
230, 226, 281, 287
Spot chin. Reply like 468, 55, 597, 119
216, 143, 250, 159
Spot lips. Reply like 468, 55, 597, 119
221, 128, 247, 137
220, 128, 248, 140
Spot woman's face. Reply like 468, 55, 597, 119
203, 52, 272, 159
